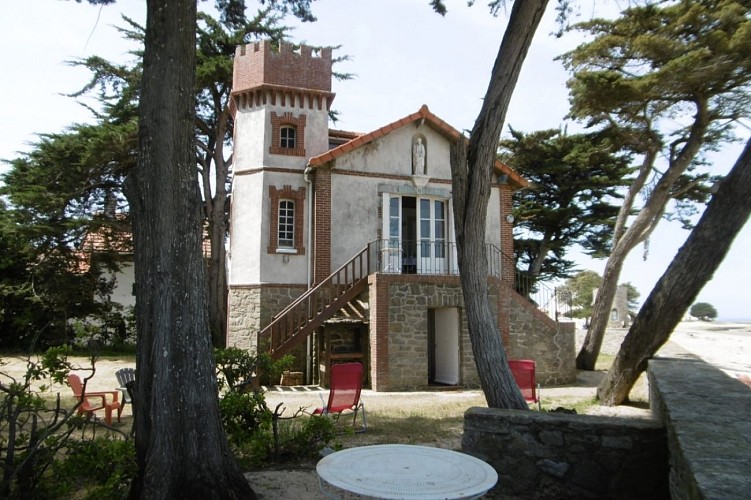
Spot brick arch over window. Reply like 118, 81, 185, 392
270, 112, 307, 156
268, 185, 306, 254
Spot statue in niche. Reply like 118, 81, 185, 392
412, 137, 426, 175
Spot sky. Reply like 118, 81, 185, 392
1, 0, 749, 320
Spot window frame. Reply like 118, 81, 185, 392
268, 185, 306, 255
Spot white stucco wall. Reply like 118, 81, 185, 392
333, 124, 452, 179
104, 261, 135, 309
233, 93, 331, 174
229, 169, 309, 286
327, 123, 503, 270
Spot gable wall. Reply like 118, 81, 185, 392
325, 125, 503, 270
332, 125, 453, 179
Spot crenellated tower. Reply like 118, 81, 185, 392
231, 40, 335, 171
228, 40, 335, 351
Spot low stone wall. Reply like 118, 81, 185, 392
462, 408, 668, 499
648, 356, 751, 500
507, 290, 576, 385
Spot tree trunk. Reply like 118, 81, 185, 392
124, 0, 255, 497
579, 99, 710, 370
598, 137, 751, 405
207, 200, 228, 346
451, 0, 548, 409
204, 105, 232, 347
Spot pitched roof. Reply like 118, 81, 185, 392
308, 104, 527, 189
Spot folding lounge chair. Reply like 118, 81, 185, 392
67, 373, 122, 425
509, 359, 542, 411
115, 367, 136, 411
313, 362, 367, 432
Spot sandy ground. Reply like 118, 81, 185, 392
2, 320, 749, 498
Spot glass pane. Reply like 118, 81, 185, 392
420, 198, 430, 218
420, 220, 430, 239
434, 200, 444, 219
390, 218, 399, 239
389, 197, 399, 239
434, 221, 444, 240
390, 197, 400, 215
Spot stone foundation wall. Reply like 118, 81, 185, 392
463, 408, 668, 499
385, 280, 477, 390
227, 285, 305, 351
507, 291, 577, 385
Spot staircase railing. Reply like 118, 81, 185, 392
259, 241, 571, 359
259, 246, 372, 358
499, 250, 572, 321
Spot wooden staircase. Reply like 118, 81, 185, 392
259, 246, 372, 359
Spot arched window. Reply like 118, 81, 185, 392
268, 185, 305, 255
611, 309, 619, 321
280, 126, 296, 149
278, 199, 295, 248
270, 112, 306, 156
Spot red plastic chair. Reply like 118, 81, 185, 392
509, 359, 541, 410
67, 373, 122, 425
313, 362, 367, 432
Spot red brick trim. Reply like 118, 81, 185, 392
268, 185, 306, 255
499, 184, 515, 288
270, 112, 306, 156
369, 274, 390, 391
330, 168, 453, 185
235, 167, 306, 177
312, 168, 331, 282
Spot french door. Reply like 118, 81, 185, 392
381, 194, 452, 274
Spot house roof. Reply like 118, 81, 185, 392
308, 104, 527, 189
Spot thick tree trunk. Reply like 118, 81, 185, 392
598, 138, 751, 405
125, 0, 255, 497
450, 0, 548, 409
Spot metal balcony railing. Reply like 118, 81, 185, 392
259, 240, 572, 359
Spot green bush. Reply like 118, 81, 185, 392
214, 347, 336, 468
42, 437, 136, 499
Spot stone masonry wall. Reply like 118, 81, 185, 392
226, 285, 305, 351
507, 290, 577, 385
385, 280, 479, 390
463, 408, 668, 499
372, 274, 576, 391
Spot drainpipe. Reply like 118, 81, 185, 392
304, 164, 314, 384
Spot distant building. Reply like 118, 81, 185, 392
593, 285, 631, 328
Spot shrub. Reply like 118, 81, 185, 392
0, 346, 132, 499
42, 437, 136, 499
214, 347, 336, 468
690, 302, 718, 321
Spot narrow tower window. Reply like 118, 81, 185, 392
280, 126, 297, 149
278, 199, 295, 248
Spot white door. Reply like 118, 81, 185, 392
433, 307, 459, 385
418, 198, 447, 274
381, 193, 401, 273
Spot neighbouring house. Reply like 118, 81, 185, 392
76, 214, 135, 310
226, 40, 576, 391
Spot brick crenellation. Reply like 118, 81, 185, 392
233, 40, 332, 95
